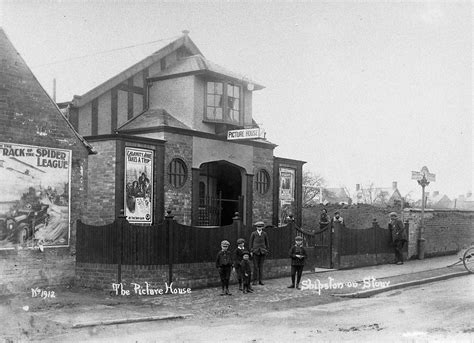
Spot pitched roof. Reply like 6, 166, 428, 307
117, 108, 191, 132
323, 187, 351, 203
149, 54, 264, 90
72, 34, 202, 108
0, 27, 93, 154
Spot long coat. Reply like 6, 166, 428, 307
388, 219, 407, 241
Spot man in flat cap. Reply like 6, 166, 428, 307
249, 221, 270, 285
388, 212, 407, 265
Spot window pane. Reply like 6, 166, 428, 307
207, 82, 214, 93
215, 108, 222, 120
216, 82, 223, 94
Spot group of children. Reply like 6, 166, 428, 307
216, 235, 307, 295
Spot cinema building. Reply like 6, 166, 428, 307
63, 32, 304, 228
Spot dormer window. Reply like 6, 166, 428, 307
205, 81, 241, 125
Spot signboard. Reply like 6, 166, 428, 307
412, 167, 436, 182
0, 143, 71, 250
124, 148, 153, 224
279, 167, 295, 226
227, 128, 263, 140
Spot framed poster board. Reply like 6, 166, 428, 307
124, 147, 153, 224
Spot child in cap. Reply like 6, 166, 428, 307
288, 236, 307, 289
233, 238, 246, 291
216, 240, 233, 295
240, 251, 253, 294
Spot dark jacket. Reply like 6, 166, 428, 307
233, 247, 246, 267
388, 219, 407, 241
249, 230, 270, 255
216, 250, 233, 268
319, 213, 330, 229
240, 259, 252, 275
289, 245, 307, 266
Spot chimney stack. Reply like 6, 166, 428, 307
392, 181, 397, 190
356, 184, 360, 191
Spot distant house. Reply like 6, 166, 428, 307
321, 187, 351, 205
414, 191, 453, 209
352, 182, 403, 207
427, 191, 453, 209
454, 192, 474, 210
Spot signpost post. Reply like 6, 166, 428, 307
411, 166, 436, 260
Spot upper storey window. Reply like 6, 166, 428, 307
205, 81, 241, 125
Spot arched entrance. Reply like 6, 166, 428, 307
196, 161, 244, 226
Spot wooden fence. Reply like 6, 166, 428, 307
76, 212, 294, 267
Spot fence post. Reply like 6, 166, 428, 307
116, 210, 128, 290
332, 221, 341, 269
372, 219, 379, 264
165, 210, 175, 285
233, 212, 241, 239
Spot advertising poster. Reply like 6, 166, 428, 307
279, 167, 295, 226
0, 143, 71, 249
125, 147, 153, 224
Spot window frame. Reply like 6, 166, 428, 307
204, 80, 242, 125
255, 168, 271, 195
168, 158, 188, 188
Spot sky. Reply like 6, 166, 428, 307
1, 0, 472, 200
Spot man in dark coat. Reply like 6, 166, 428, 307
388, 212, 407, 265
249, 221, 270, 285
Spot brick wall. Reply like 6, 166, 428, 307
252, 147, 274, 224
76, 258, 291, 291
303, 204, 401, 231
0, 28, 89, 294
83, 140, 117, 225
404, 209, 474, 259
163, 133, 193, 224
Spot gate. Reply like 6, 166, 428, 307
292, 220, 332, 269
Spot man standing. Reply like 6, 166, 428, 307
249, 221, 270, 285
388, 212, 407, 265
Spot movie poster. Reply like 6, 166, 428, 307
279, 167, 295, 226
124, 147, 153, 224
0, 143, 71, 249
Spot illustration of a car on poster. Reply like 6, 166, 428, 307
0, 143, 71, 249
0, 203, 50, 244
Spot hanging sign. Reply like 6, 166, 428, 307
227, 128, 263, 140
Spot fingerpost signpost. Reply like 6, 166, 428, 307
411, 166, 436, 260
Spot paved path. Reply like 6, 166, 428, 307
0, 254, 468, 341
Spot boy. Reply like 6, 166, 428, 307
240, 251, 253, 294
288, 236, 307, 289
216, 240, 233, 295
233, 238, 246, 291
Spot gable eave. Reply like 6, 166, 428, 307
72, 34, 201, 108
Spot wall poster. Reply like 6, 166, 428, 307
125, 147, 153, 224
279, 167, 295, 226
0, 143, 71, 250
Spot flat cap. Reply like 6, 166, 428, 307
237, 238, 245, 244
389, 212, 398, 217
242, 251, 250, 256
221, 240, 230, 246
295, 236, 304, 241
255, 221, 265, 227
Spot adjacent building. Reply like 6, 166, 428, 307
0, 28, 91, 293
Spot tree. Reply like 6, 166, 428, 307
302, 171, 325, 207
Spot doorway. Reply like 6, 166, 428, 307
197, 161, 244, 226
